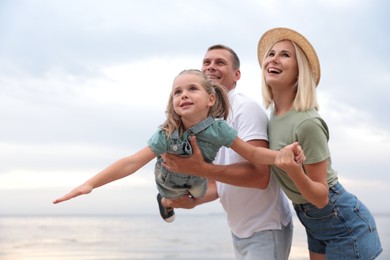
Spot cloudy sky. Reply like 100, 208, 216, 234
1, 0, 389, 216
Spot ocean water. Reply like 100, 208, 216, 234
0, 214, 388, 260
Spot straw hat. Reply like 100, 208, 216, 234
257, 27, 321, 86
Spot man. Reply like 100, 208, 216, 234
162, 45, 292, 260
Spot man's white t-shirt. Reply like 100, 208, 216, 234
215, 89, 292, 238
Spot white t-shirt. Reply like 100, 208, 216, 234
215, 89, 292, 238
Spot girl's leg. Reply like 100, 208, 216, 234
188, 177, 207, 198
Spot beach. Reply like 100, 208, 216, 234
0, 214, 387, 260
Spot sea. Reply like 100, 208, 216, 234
0, 213, 388, 260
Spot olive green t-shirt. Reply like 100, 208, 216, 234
269, 108, 338, 204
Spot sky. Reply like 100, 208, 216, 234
0, 0, 389, 216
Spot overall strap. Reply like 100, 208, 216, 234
171, 129, 179, 140
189, 116, 215, 134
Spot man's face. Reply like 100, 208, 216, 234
201, 49, 240, 91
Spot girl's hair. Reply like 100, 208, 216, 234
161, 69, 230, 138
261, 41, 319, 111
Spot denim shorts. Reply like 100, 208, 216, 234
293, 182, 382, 259
154, 161, 207, 200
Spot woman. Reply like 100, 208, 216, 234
258, 27, 382, 259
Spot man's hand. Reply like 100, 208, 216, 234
161, 136, 206, 176
162, 194, 197, 209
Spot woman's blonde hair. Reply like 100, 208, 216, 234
161, 69, 230, 138
261, 41, 319, 111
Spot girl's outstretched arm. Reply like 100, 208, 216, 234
230, 138, 305, 166
52, 146, 156, 204
230, 137, 277, 165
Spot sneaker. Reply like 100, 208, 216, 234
157, 193, 175, 223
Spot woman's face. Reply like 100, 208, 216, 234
263, 40, 298, 88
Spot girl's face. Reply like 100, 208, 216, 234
263, 40, 298, 88
172, 73, 215, 125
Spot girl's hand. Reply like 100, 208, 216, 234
52, 184, 93, 204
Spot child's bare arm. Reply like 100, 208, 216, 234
230, 137, 277, 165
231, 138, 305, 166
52, 146, 156, 204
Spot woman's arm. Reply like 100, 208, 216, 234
53, 146, 156, 204
231, 137, 305, 167
275, 147, 328, 208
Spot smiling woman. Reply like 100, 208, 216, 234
257, 27, 383, 259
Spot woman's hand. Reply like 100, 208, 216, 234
291, 142, 306, 163
275, 142, 305, 172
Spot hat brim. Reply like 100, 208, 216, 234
257, 27, 320, 86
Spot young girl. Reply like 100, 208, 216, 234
53, 69, 304, 223
258, 27, 382, 259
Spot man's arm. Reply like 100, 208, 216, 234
162, 180, 219, 209
161, 136, 270, 189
